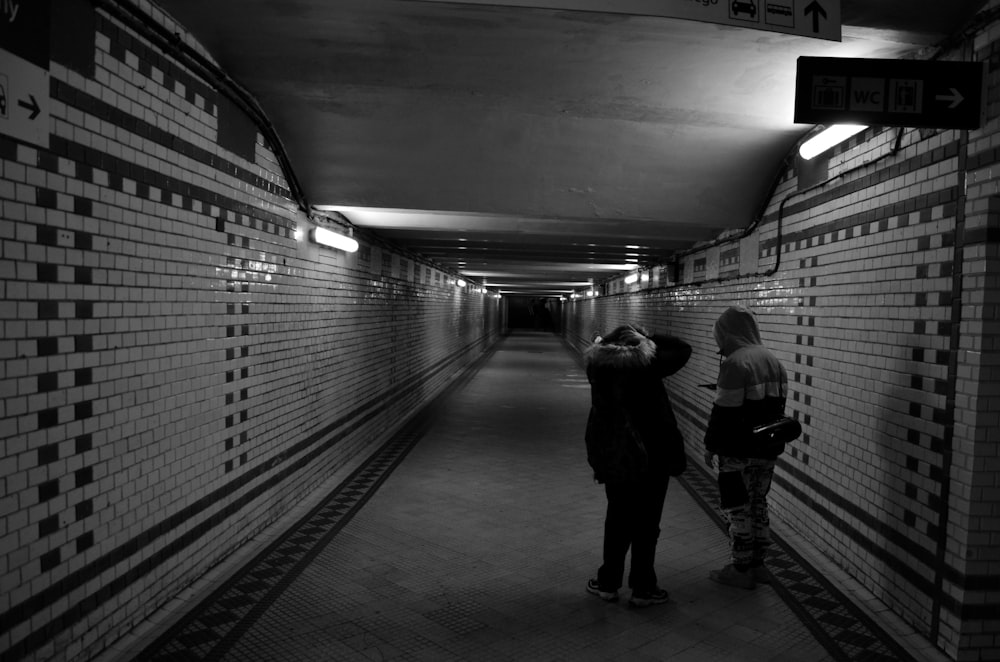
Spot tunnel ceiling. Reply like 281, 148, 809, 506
153, 0, 987, 295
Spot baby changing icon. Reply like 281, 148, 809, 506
889, 79, 922, 113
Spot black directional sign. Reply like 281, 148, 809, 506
794, 57, 985, 130
412, 0, 841, 41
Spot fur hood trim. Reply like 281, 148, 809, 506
585, 335, 657, 370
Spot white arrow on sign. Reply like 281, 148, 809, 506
935, 88, 964, 109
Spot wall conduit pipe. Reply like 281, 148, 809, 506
94, 0, 311, 214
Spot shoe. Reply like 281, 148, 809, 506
629, 586, 669, 607
586, 578, 618, 602
751, 565, 771, 585
709, 564, 756, 590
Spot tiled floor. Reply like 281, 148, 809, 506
103, 332, 950, 662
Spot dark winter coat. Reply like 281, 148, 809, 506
584, 326, 692, 484
703, 305, 788, 458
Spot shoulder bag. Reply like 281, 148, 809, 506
750, 417, 802, 457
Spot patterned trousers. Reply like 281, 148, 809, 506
717, 456, 776, 568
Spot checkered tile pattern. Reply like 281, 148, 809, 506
135, 412, 438, 662
681, 465, 916, 662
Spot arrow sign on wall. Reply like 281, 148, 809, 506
18, 94, 40, 120
0, 49, 49, 148
794, 57, 985, 130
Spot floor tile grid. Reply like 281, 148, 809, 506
252, 484, 790, 662
139, 446, 406, 662
208, 333, 835, 662
310, 481, 829, 661
133, 424, 425, 661
128, 349, 491, 662
678, 462, 918, 662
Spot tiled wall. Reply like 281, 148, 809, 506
0, 3, 501, 661
564, 12, 1000, 660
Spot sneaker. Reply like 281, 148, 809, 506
751, 565, 771, 585
586, 578, 618, 602
629, 586, 669, 607
709, 564, 756, 590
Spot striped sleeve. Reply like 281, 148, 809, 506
714, 350, 787, 407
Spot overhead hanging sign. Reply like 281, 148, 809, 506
407, 0, 841, 41
794, 57, 986, 130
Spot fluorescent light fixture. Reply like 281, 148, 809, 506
624, 272, 639, 285
310, 227, 359, 253
799, 125, 867, 160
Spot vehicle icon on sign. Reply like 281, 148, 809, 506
732, 0, 757, 18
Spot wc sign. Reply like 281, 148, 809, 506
834, 76, 922, 111
849, 78, 890, 111
794, 57, 985, 130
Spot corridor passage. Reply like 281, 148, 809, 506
105, 332, 944, 662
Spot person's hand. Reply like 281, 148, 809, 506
704, 450, 715, 468
627, 324, 648, 337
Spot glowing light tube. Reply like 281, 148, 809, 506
798, 125, 867, 160
311, 227, 359, 253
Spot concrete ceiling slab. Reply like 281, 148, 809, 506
154, 0, 988, 293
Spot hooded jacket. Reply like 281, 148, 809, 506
704, 306, 788, 458
584, 326, 691, 484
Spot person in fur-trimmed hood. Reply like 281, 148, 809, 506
583, 323, 691, 607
